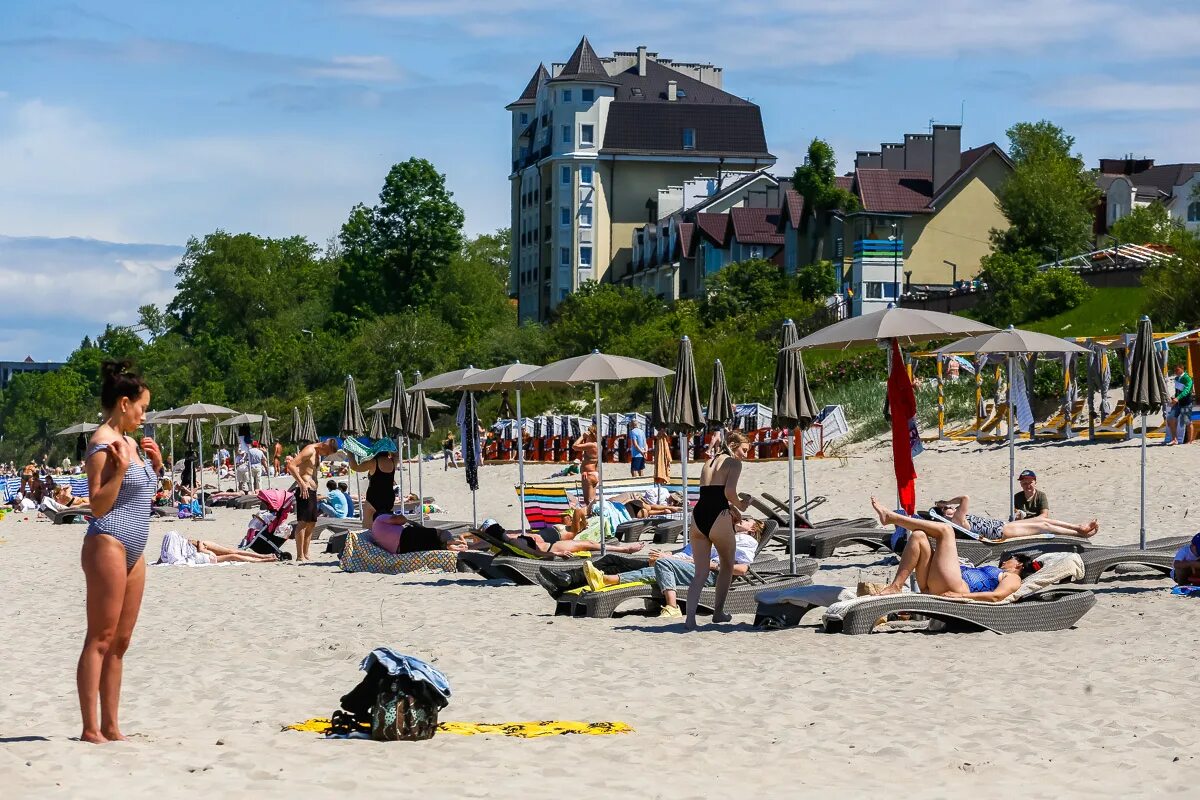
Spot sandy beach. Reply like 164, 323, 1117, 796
2, 435, 1198, 799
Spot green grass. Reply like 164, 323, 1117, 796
1023, 286, 1148, 338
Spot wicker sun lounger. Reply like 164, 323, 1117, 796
748, 495, 880, 557
45, 505, 91, 524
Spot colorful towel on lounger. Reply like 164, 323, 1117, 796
519, 475, 699, 530
340, 436, 398, 462
339, 529, 457, 574
284, 717, 633, 737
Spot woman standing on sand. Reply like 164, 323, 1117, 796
77, 360, 161, 744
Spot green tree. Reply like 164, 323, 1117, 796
334, 158, 465, 317
702, 259, 791, 325
0, 369, 91, 463
795, 259, 839, 302
1143, 229, 1200, 327
991, 120, 1099, 259
549, 282, 662, 356
1109, 203, 1182, 246
975, 249, 1092, 326
792, 138, 860, 264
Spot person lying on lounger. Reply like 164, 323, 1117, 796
189, 539, 280, 564
538, 518, 764, 617
930, 494, 1098, 541
370, 512, 476, 554
1172, 533, 1200, 586
871, 498, 1040, 601
478, 520, 646, 558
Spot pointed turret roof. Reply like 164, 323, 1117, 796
507, 63, 548, 108
549, 36, 618, 85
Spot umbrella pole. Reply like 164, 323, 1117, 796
1008, 353, 1016, 521
594, 381, 606, 557
1140, 413, 1147, 550
787, 428, 796, 574
418, 443, 425, 525
397, 436, 405, 503
198, 432, 206, 519
517, 389, 527, 537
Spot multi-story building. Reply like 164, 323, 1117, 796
779, 124, 1013, 316
1096, 157, 1200, 236
506, 37, 774, 322
0, 356, 64, 389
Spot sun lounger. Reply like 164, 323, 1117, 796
749, 496, 882, 557
1033, 400, 1085, 440
1089, 401, 1132, 438
1077, 547, 1176, 583
45, 505, 90, 524
949, 402, 1009, 441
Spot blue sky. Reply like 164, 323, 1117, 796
3, 0, 1198, 359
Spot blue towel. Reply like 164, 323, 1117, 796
1171, 586, 1200, 597
359, 648, 451, 708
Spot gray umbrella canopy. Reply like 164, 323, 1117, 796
454, 361, 543, 391
649, 377, 669, 432
218, 412, 274, 427
1127, 317, 1167, 414
259, 411, 275, 447
667, 337, 705, 434
407, 390, 435, 440
57, 422, 98, 436
183, 416, 201, 445
706, 360, 735, 430
210, 421, 227, 447
773, 320, 806, 427
340, 375, 367, 436
368, 395, 449, 413
168, 402, 238, 419
521, 351, 672, 386
389, 371, 411, 435
369, 409, 388, 440
409, 366, 483, 393
789, 306, 997, 351
935, 327, 1090, 358
290, 407, 303, 443
302, 404, 318, 443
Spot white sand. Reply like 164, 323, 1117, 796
2, 436, 1198, 798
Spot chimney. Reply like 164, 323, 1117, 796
880, 143, 905, 171
637, 45, 647, 77
932, 124, 962, 193
667, 80, 677, 101
904, 133, 933, 173
855, 151, 882, 170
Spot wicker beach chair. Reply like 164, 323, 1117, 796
821, 586, 1096, 634
45, 504, 90, 524
749, 495, 881, 557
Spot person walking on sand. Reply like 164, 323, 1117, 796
443, 433, 458, 470
77, 360, 162, 744
286, 438, 339, 561
627, 419, 647, 478
684, 431, 752, 630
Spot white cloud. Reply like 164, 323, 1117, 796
304, 55, 408, 83
1042, 78, 1200, 112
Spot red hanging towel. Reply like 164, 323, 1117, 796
887, 340, 919, 514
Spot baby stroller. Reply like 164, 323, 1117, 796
239, 488, 295, 560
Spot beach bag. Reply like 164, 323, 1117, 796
371, 676, 440, 741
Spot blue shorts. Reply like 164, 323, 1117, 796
630, 455, 646, 472
1168, 402, 1192, 420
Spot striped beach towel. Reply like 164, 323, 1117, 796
518, 474, 700, 530
0, 475, 90, 502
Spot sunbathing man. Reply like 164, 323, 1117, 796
370, 513, 474, 554
871, 498, 1037, 600
1171, 533, 1200, 586
286, 438, 339, 561
931, 494, 1098, 541
190, 539, 280, 564
572, 425, 600, 508
479, 520, 645, 558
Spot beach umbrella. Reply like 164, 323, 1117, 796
456, 361, 543, 535
938, 326, 1089, 520
668, 337, 705, 544
368, 395, 450, 414
457, 391, 482, 527
650, 376, 669, 434
369, 409, 388, 440
773, 320, 819, 571
706, 359, 735, 431
183, 416, 201, 445
388, 371, 411, 500
787, 305, 996, 351
56, 422, 98, 436
1127, 316, 1167, 549
409, 366, 483, 393
218, 412, 275, 427
209, 422, 228, 491
302, 404, 318, 444
341, 375, 368, 521
259, 411, 275, 487
407, 373, 436, 524
649, 376, 672, 486
290, 407, 303, 444
168, 402, 236, 517
522, 351, 673, 555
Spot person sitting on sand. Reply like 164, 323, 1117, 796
872, 498, 1039, 600
931, 494, 1097, 541
369, 512, 474, 554
1012, 469, 1049, 519
317, 479, 349, 519
478, 520, 646, 558
1171, 533, 1200, 586
539, 518, 765, 617
190, 539, 280, 564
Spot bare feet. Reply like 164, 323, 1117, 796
80, 730, 108, 744
613, 541, 646, 554
1082, 520, 1099, 537
869, 497, 892, 527
101, 727, 128, 742
876, 584, 902, 596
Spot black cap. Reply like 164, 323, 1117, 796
1018, 469, 1036, 479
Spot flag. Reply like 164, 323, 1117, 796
887, 339, 919, 514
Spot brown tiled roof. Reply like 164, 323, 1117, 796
678, 222, 696, 257
730, 207, 784, 245
1126, 163, 1200, 197
694, 213, 732, 246
928, 144, 1012, 206
549, 36, 617, 85
778, 189, 804, 230
602, 103, 771, 159
508, 63, 548, 107
855, 169, 934, 213
835, 175, 853, 192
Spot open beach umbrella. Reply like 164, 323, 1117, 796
56, 422, 98, 436
668, 337, 705, 542
457, 361, 543, 535
1127, 316, 1167, 549
409, 366, 483, 393
341, 375, 368, 521
787, 305, 997, 351
522, 351, 673, 555
218, 412, 275, 427
259, 411, 275, 487
774, 320, 819, 571
938, 326, 1089, 520
369, 409, 388, 440
706, 360, 735, 432
407, 372, 436, 523
168, 402, 237, 516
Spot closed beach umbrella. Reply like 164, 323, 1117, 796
1127, 316, 1167, 548
302, 404, 318, 444
668, 337, 705, 541
369, 409, 388, 440
706, 360, 735, 431
389, 371, 411, 500
650, 376, 669, 434
408, 373, 436, 523
341, 375, 367, 521
183, 416, 201, 446
773, 319, 818, 571
290, 407, 303, 444
457, 391, 481, 526
650, 377, 672, 486
259, 411, 275, 487
522, 351, 673, 555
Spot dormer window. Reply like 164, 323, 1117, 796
682, 128, 696, 150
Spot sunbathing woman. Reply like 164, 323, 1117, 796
478, 521, 645, 558
871, 498, 1037, 600
190, 539, 279, 563
931, 495, 1098, 541
684, 431, 752, 629
53, 482, 89, 508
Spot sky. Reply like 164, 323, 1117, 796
2, 0, 1199, 360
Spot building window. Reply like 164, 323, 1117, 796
579, 204, 592, 228
560, 247, 570, 267
749, 245, 763, 259
682, 128, 696, 150
563, 89, 572, 103
1189, 201, 1200, 222
519, 112, 528, 125
865, 282, 883, 300
581, 124, 594, 147
561, 166, 571, 184
560, 206, 571, 226
579, 246, 592, 267
561, 125, 571, 145
580, 165, 593, 185
582, 89, 594, 103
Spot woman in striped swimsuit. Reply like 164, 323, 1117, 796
932, 495, 1098, 541
77, 360, 162, 744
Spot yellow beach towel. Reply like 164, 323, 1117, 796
284, 718, 632, 738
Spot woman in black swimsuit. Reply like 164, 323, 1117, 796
349, 450, 397, 521
684, 431, 751, 629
